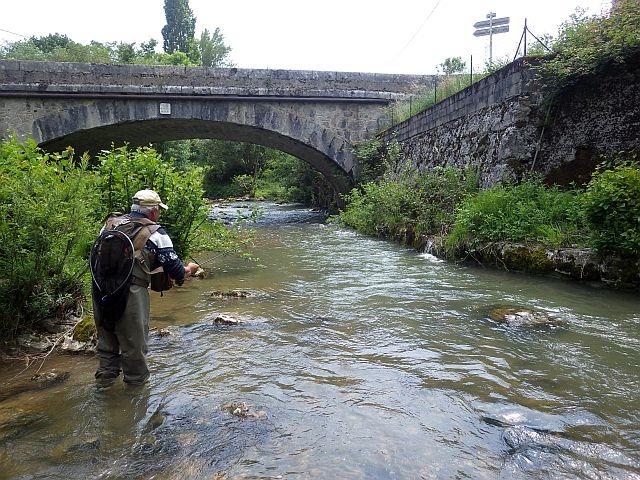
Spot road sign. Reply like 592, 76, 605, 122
473, 17, 510, 29
473, 12, 510, 65
473, 25, 510, 37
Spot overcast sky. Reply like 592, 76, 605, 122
0, 0, 611, 74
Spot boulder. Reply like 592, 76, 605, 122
16, 333, 53, 354
488, 305, 559, 327
222, 401, 267, 419
211, 314, 247, 326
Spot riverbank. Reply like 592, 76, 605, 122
423, 236, 640, 289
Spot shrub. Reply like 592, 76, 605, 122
339, 167, 478, 244
581, 163, 640, 256
0, 138, 98, 339
353, 139, 401, 184
536, 1, 640, 92
446, 177, 584, 250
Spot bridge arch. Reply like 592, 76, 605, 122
34, 97, 379, 194
0, 60, 435, 194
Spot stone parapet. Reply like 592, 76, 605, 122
0, 60, 434, 100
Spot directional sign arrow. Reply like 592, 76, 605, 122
473, 17, 510, 29
473, 25, 510, 37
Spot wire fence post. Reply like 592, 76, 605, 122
434, 77, 437, 104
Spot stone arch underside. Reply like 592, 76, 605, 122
35, 99, 382, 194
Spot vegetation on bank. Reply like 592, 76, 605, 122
535, 0, 640, 93
339, 152, 640, 262
0, 138, 253, 342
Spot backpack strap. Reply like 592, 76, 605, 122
128, 219, 165, 275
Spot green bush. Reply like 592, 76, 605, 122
581, 163, 640, 256
446, 177, 584, 250
352, 139, 401, 184
536, 0, 640, 92
339, 167, 478, 244
0, 138, 98, 339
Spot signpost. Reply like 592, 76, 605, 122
473, 13, 510, 65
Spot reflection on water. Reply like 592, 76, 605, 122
1, 202, 639, 479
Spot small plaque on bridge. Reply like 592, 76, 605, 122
159, 103, 171, 115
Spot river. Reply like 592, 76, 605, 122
1, 202, 639, 479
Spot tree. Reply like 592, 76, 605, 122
439, 56, 466, 75
162, 0, 197, 55
139, 39, 158, 58
116, 42, 136, 63
30, 33, 71, 53
199, 28, 232, 67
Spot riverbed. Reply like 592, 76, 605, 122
1, 202, 639, 479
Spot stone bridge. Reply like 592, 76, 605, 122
0, 60, 433, 193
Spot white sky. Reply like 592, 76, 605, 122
0, 0, 611, 74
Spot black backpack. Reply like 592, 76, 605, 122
89, 215, 163, 330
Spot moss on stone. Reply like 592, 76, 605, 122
502, 244, 554, 272
72, 316, 96, 343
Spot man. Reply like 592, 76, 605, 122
92, 189, 199, 386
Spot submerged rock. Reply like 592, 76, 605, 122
503, 424, 555, 451
0, 369, 70, 402
222, 401, 267, 419
488, 306, 559, 327
0, 410, 49, 441
210, 290, 252, 298
66, 437, 101, 453
153, 327, 175, 337
211, 314, 248, 326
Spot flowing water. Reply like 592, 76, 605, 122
1, 202, 639, 479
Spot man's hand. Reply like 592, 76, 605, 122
184, 262, 200, 277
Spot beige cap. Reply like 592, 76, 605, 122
133, 189, 168, 210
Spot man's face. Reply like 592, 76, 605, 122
149, 206, 161, 222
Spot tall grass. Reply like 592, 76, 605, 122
445, 177, 585, 251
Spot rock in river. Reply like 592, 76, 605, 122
488, 305, 559, 327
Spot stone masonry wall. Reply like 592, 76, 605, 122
381, 54, 640, 187
0, 60, 434, 100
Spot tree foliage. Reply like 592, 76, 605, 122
162, 0, 198, 60
95, 145, 208, 258
440, 56, 466, 75
536, 0, 640, 91
199, 28, 233, 67
0, 35, 190, 65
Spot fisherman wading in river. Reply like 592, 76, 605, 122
90, 189, 199, 386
